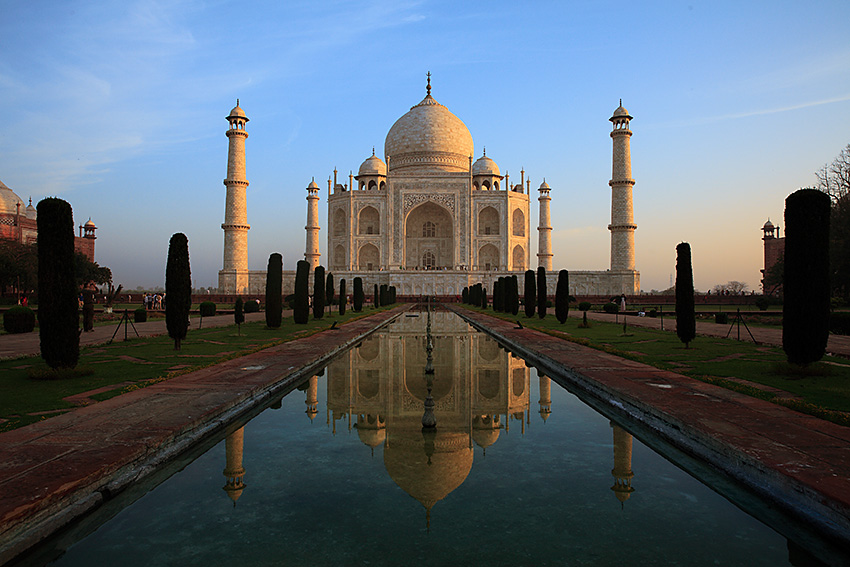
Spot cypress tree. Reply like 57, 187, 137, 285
339, 279, 347, 315
462, 287, 469, 304
524, 270, 536, 317
374, 284, 380, 307
165, 232, 192, 350
353, 277, 364, 312
234, 297, 244, 335
36, 198, 79, 369
380, 284, 388, 306
265, 253, 283, 328
509, 275, 520, 315
537, 266, 547, 319
675, 242, 696, 348
294, 260, 310, 324
493, 279, 501, 312
481, 286, 488, 309
313, 265, 325, 319
326, 272, 335, 313
784, 189, 831, 365
555, 270, 570, 324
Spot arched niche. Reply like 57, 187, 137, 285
359, 243, 379, 271
479, 243, 499, 270
404, 201, 453, 269
478, 206, 499, 235
359, 206, 380, 235
512, 208, 525, 237
333, 208, 346, 237
333, 245, 346, 269
512, 245, 526, 271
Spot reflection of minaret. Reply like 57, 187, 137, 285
223, 427, 247, 506
610, 422, 635, 506
305, 375, 318, 421
538, 375, 551, 421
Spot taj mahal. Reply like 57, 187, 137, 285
218, 76, 639, 297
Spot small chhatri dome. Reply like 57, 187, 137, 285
228, 99, 248, 120
472, 152, 500, 176
539, 179, 550, 190
611, 99, 632, 121
25, 198, 36, 220
359, 150, 387, 176
307, 178, 319, 189
84, 218, 96, 228
763, 218, 774, 229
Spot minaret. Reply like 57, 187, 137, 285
220, 100, 250, 293
222, 427, 247, 505
305, 178, 321, 269
537, 180, 553, 270
608, 101, 636, 271
610, 422, 635, 506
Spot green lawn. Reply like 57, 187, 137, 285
460, 306, 850, 425
0, 306, 395, 432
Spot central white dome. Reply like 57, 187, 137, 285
385, 92, 473, 173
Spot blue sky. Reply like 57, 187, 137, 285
1, 0, 849, 292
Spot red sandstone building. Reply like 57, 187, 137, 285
0, 179, 97, 261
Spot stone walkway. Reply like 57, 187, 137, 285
0, 306, 405, 564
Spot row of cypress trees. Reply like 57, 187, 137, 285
464, 268, 573, 324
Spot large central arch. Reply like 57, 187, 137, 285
404, 201, 454, 269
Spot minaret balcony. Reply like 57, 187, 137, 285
608, 179, 635, 187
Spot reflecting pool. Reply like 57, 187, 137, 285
31, 310, 836, 565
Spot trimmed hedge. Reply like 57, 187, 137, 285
199, 301, 216, 317
134, 308, 148, 323
244, 299, 260, 313
830, 312, 850, 335
3, 306, 36, 334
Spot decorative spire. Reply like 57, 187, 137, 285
426, 71, 431, 95
372, 146, 376, 156
619, 98, 622, 106
237, 98, 240, 106
483, 147, 486, 157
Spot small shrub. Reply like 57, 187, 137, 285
715, 312, 728, 325
134, 308, 148, 323
603, 302, 619, 314
3, 306, 36, 334
830, 312, 850, 335
754, 296, 772, 311
244, 299, 260, 313
28, 365, 95, 381
199, 301, 217, 317
578, 301, 591, 312
648, 308, 657, 318
284, 294, 296, 310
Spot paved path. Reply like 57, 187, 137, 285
0, 311, 275, 360
452, 306, 850, 563
569, 309, 850, 357
0, 306, 406, 564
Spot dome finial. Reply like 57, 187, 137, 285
237, 98, 240, 106
426, 71, 431, 95
372, 146, 376, 156
619, 98, 622, 106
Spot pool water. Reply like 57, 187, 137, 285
38, 311, 822, 566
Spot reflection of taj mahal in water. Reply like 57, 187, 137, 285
221, 311, 636, 517
219, 76, 640, 296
